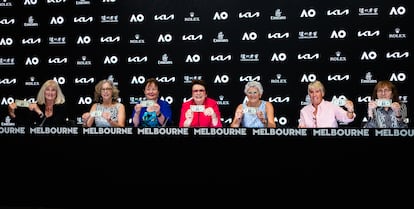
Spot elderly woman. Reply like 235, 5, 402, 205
131, 78, 172, 127
298, 80, 355, 128
230, 81, 276, 128
179, 79, 222, 127
82, 79, 126, 127
8, 79, 67, 127
363, 80, 408, 128
9, 80, 67, 126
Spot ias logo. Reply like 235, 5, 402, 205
0, 18, 15, 25
238, 11, 260, 19
326, 9, 350, 16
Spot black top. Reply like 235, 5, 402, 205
12, 103, 68, 127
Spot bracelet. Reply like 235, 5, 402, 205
39, 112, 44, 118
157, 113, 162, 118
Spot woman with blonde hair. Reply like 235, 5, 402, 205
8, 79, 67, 126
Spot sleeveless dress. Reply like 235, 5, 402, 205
94, 103, 121, 127
241, 100, 267, 128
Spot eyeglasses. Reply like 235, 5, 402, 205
247, 91, 258, 95
101, 87, 113, 91
377, 89, 391, 94
192, 89, 205, 93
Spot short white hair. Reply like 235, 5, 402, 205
244, 81, 263, 95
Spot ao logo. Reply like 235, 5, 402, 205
77, 36, 91, 44
301, 74, 317, 82
300, 9, 316, 17
131, 76, 146, 84
330, 30, 347, 38
0, 38, 13, 46
214, 75, 229, 83
361, 51, 377, 60
25, 57, 39, 65
242, 32, 257, 40
158, 34, 173, 42
275, 117, 288, 126
24, 0, 37, 5
78, 97, 93, 105
50, 16, 65, 25
390, 73, 406, 81
104, 56, 118, 64
271, 53, 287, 61
130, 14, 145, 22
389, 6, 406, 15
53, 77, 66, 85
185, 54, 201, 63
159, 96, 173, 104
213, 12, 228, 20
1, 97, 15, 105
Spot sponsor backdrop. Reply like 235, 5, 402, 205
0, 0, 413, 195
0, 0, 411, 128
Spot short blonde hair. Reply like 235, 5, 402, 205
308, 80, 325, 94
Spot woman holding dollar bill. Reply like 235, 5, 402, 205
82, 79, 126, 127
8, 79, 67, 127
131, 78, 172, 127
179, 79, 222, 127
298, 80, 355, 128
363, 80, 408, 128
230, 81, 276, 128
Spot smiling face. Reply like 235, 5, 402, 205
44, 85, 57, 103
100, 81, 113, 101
192, 84, 207, 105
308, 87, 324, 106
246, 86, 261, 103
144, 82, 159, 101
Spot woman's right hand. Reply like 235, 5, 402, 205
367, 101, 377, 117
